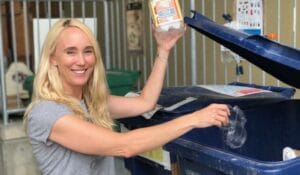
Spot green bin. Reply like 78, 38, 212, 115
106, 69, 141, 131
23, 75, 35, 101
106, 69, 141, 96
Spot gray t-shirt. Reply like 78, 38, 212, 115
27, 100, 116, 175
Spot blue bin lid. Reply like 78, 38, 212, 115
184, 11, 300, 88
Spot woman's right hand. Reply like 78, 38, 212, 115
153, 24, 186, 53
188, 104, 230, 128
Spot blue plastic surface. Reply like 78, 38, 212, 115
184, 11, 300, 88
164, 100, 300, 175
229, 82, 295, 99
119, 86, 300, 175
124, 157, 171, 175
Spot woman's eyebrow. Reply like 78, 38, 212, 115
64, 47, 77, 52
85, 46, 94, 50
63, 46, 94, 52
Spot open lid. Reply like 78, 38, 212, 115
184, 11, 300, 88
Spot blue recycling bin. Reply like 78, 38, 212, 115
119, 85, 296, 175
164, 100, 300, 175
161, 10, 300, 174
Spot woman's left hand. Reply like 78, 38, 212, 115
153, 25, 186, 52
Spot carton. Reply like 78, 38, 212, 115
149, 0, 184, 32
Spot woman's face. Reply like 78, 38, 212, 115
51, 27, 95, 94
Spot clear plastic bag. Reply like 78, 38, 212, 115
221, 105, 247, 149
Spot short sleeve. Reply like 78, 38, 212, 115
27, 100, 73, 145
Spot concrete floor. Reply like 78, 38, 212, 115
115, 157, 131, 175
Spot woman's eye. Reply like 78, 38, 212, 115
84, 50, 94, 54
66, 51, 76, 55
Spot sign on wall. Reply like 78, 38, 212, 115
126, 2, 143, 53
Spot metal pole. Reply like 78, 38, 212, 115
0, 4, 8, 125
47, 0, 52, 31
293, 0, 297, 48
81, 0, 86, 23
201, 0, 206, 84
59, 0, 64, 17
142, 1, 147, 85
93, 0, 97, 38
70, 0, 74, 18
181, 0, 186, 85
110, 1, 116, 68
103, 0, 111, 69
23, 0, 30, 68
34, 0, 40, 72
277, 0, 281, 86
122, 0, 128, 69
213, 0, 217, 84
190, 0, 197, 85
224, 0, 228, 84
10, 1, 21, 109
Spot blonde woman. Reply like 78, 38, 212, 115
24, 19, 229, 175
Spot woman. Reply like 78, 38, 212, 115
24, 19, 229, 175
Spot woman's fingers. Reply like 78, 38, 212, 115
205, 103, 230, 127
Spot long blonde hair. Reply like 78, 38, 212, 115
24, 19, 113, 129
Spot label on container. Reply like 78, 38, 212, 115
197, 85, 271, 97
150, 0, 183, 30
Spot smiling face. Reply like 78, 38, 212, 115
50, 27, 95, 98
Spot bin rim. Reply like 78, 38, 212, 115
164, 138, 300, 174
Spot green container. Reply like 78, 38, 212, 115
106, 69, 141, 131
106, 69, 141, 96
23, 75, 35, 101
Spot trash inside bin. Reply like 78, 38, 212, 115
106, 69, 141, 96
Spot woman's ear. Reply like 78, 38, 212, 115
50, 55, 58, 66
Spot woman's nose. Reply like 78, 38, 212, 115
77, 54, 86, 65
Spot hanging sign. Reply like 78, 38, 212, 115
236, 0, 263, 35
126, 2, 143, 53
